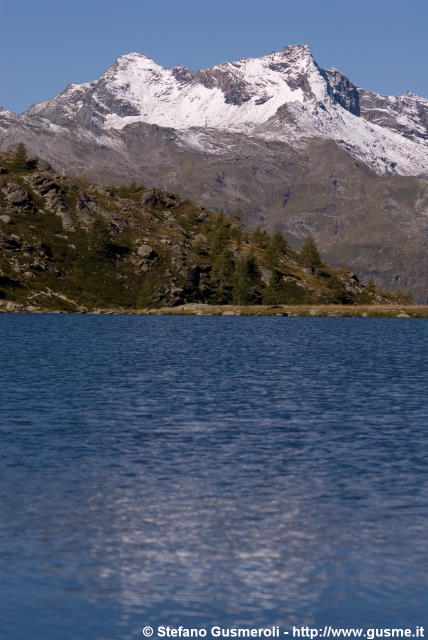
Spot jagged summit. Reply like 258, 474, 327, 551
110, 51, 163, 72
117, 43, 314, 71
119, 52, 155, 60
283, 44, 311, 51
23, 44, 330, 130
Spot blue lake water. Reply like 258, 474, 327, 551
0, 315, 427, 640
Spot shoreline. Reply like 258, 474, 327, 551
1, 303, 428, 317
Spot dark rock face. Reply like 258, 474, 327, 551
171, 66, 195, 84
185, 266, 201, 286
323, 69, 360, 116
196, 68, 253, 105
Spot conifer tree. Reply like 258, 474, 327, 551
232, 251, 260, 305
299, 236, 322, 272
265, 230, 288, 268
251, 227, 269, 249
211, 249, 234, 304
209, 213, 231, 255
262, 271, 286, 305
11, 143, 28, 172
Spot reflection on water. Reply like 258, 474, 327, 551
0, 316, 427, 640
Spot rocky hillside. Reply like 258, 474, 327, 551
1, 45, 428, 300
0, 152, 404, 313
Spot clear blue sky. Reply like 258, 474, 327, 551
1, 0, 427, 113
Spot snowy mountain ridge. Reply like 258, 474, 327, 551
17, 44, 428, 176
26, 46, 322, 129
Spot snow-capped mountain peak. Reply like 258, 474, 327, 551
94, 44, 330, 132
6, 44, 428, 176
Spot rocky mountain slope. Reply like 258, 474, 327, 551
1, 45, 428, 300
0, 152, 402, 313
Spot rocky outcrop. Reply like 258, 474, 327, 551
137, 244, 157, 259
4, 185, 31, 207
358, 89, 428, 143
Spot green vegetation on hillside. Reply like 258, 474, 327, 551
0, 150, 412, 313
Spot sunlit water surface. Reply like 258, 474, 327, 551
0, 316, 427, 640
